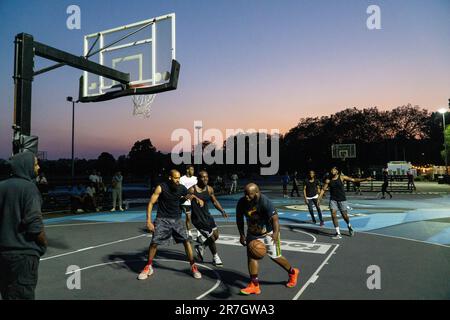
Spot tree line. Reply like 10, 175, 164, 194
0, 104, 448, 181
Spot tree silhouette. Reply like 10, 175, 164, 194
128, 139, 158, 176
97, 152, 116, 175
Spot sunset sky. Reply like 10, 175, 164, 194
0, 0, 449, 159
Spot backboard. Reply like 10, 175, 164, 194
79, 13, 178, 102
331, 144, 356, 160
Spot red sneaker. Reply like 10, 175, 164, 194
286, 268, 299, 288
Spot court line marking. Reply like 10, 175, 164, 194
65, 258, 221, 300
44, 219, 450, 248
359, 231, 450, 248
40, 234, 150, 261
292, 244, 340, 300
217, 224, 317, 243
45, 221, 120, 228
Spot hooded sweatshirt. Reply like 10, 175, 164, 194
0, 152, 46, 256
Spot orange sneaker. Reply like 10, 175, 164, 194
286, 268, 299, 288
240, 282, 261, 295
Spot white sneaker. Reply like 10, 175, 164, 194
212, 255, 223, 267
137, 264, 153, 280
110, 208, 116, 212
119, 207, 124, 211
332, 233, 342, 240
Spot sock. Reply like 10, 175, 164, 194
348, 223, 352, 229
147, 259, 153, 266
213, 253, 219, 259
250, 275, 259, 285
335, 227, 341, 235
190, 260, 195, 266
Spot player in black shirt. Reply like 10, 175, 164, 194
138, 169, 205, 280
189, 170, 228, 266
319, 167, 372, 239
303, 170, 324, 226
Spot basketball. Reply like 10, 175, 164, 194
247, 240, 267, 260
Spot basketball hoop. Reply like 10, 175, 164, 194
130, 84, 155, 118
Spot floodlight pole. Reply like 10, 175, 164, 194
442, 112, 448, 176
67, 97, 78, 185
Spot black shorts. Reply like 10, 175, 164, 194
151, 217, 189, 245
0, 253, 40, 300
192, 215, 218, 238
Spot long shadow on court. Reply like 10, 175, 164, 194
46, 236, 71, 250
103, 249, 284, 299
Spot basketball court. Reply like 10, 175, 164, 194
36, 191, 450, 300
5, 9, 450, 302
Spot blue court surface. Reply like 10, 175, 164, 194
45, 193, 450, 246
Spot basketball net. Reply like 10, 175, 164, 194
132, 94, 155, 118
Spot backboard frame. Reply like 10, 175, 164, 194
79, 13, 179, 103
331, 143, 356, 160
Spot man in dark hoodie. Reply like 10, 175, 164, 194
0, 152, 47, 300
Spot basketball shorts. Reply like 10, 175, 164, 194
247, 231, 282, 259
192, 215, 218, 239
151, 217, 189, 245
329, 200, 349, 213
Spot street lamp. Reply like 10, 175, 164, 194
67, 96, 79, 185
438, 108, 448, 175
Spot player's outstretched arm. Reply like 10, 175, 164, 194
342, 175, 373, 183
208, 186, 228, 218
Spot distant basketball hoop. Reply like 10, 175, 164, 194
331, 144, 356, 161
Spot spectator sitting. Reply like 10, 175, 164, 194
70, 183, 88, 214
85, 182, 100, 212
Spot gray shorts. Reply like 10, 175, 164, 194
329, 200, 349, 213
151, 217, 189, 245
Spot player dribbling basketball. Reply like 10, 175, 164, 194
236, 183, 299, 295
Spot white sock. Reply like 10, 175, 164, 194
213, 253, 219, 259
335, 227, 341, 235
348, 224, 352, 229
